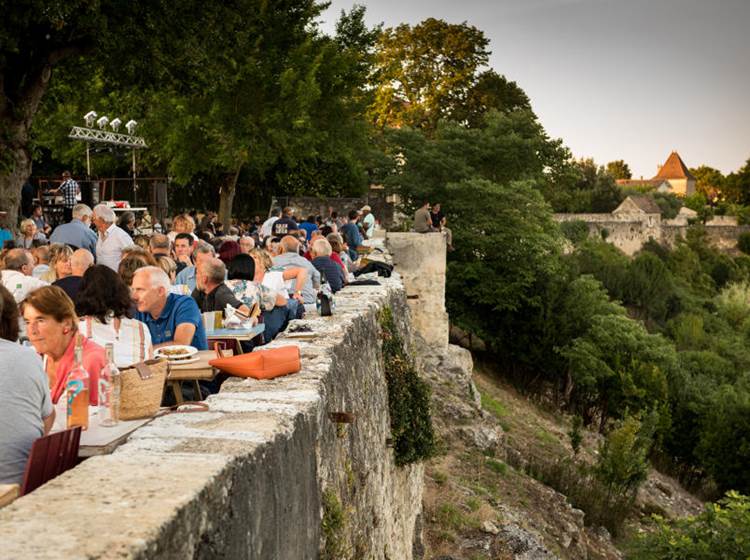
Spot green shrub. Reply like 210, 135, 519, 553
738, 232, 750, 254
380, 307, 436, 466
568, 415, 584, 455
595, 414, 655, 498
628, 491, 750, 559
715, 281, 750, 327
560, 220, 590, 245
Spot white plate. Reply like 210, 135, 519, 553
155, 345, 198, 360
165, 355, 200, 365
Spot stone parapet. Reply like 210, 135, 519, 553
385, 232, 449, 348
0, 244, 424, 559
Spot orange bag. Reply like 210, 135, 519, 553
209, 345, 301, 379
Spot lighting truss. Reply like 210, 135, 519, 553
68, 126, 147, 148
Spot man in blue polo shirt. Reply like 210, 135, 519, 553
131, 266, 207, 350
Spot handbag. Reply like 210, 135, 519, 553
209, 345, 300, 380
119, 359, 169, 420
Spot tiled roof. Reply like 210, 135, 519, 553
653, 152, 696, 180
613, 195, 662, 215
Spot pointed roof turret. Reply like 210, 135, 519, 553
652, 151, 696, 181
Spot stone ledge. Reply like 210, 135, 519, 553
0, 242, 424, 559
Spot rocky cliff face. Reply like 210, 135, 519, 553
415, 340, 622, 560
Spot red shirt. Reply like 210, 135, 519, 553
330, 252, 347, 275
48, 336, 107, 406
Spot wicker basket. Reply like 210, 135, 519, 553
119, 359, 169, 420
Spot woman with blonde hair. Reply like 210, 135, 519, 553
168, 213, 197, 243
16, 218, 46, 249
40, 243, 73, 282
22, 286, 106, 404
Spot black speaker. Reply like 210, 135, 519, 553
80, 181, 100, 207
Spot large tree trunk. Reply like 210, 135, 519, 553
0, 62, 55, 231
0, 124, 32, 231
218, 165, 242, 228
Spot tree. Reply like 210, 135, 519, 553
723, 158, 750, 205
382, 109, 568, 213
0, 1, 256, 227
606, 160, 632, 180
543, 158, 624, 213
369, 18, 529, 132
690, 164, 725, 199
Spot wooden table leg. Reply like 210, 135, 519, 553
170, 381, 183, 404
193, 380, 203, 401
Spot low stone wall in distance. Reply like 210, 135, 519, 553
0, 244, 424, 559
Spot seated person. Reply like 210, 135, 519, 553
22, 286, 106, 405
76, 265, 154, 368
53, 248, 93, 303
0, 285, 55, 485
225, 254, 277, 312
192, 258, 251, 317
248, 249, 308, 340
1, 248, 48, 304
272, 235, 320, 305
131, 266, 207, 351
310, 238, 345, 293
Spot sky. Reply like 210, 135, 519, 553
319, 0, 750, 179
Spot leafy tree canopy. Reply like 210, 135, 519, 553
369, 18, 531, 132
606, 159, 632, 180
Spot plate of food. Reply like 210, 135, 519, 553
155, 345, 199, 362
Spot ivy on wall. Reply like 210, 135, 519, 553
380, 307, 436, 466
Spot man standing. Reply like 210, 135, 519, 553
173, 232, 194, 274
55, 171, 79, 223
413, 201, 434, 234
340, 210, 363, 261
298, 215, 318, 241
92, 204, 133, 271
132, 267, 207, 350
0, 249, 48, 304
271, 207, 299, 237
259, 208, 281, 239
49, 203, 97, 255
52, 249, 94, 302
273, 235, 320, 305
360, 205, 375, 238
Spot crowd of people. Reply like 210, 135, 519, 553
0, 200, 379, 486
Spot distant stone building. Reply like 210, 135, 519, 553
615, 151, 696, 197
556, 195, 747, 256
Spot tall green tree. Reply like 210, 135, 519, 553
0, 0, 262, 227
143, 5, 376, 225
606, 159, 632, 180
369, 18, 529, 133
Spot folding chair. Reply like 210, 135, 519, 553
21, 426, 82, 496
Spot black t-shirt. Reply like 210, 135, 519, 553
272, 217, 299, 236
430, 210, 444, 229
192, 284, 242, 313
53, 276, 83, 303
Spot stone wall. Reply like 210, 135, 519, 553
386, 232, 449, 348
556, 213, 750, 255
0, 244, 426, 559
272, 191, 396, 229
